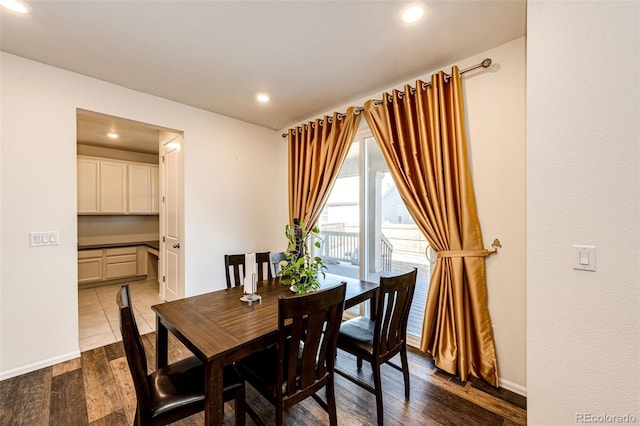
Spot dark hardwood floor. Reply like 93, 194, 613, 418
0, 334, 526, 425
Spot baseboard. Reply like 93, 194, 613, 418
0, 350, 81, 381
499, 377, 527, 396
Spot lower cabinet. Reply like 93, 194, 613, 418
78, 250, 104, 284
78, 246, 143, 285
105, 247, 138, 279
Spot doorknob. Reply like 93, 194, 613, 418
173, 243, 181, 249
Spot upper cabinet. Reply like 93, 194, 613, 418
128, 163, 160, 214
78, 156, 159, 215
77, 157, 100, 213
100, 160, 128, 214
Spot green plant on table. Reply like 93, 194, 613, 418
278, 221, 327, 294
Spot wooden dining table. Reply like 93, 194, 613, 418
152, 273, 379, 425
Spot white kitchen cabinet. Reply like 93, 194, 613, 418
100, 160, 128, 213
78, 249, 104, 283
78, 245, 155, 286
105, 246, 138, 279
77, 158, 101, 213
77, 156, 158, 215
128, 163, 160, 214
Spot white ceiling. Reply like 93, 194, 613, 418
1, 1, 526, 154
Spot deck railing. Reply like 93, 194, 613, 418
380, 234, 393, 272
319, 230, 393, 272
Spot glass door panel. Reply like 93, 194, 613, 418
317, 135, 431, 342
318, 141, 360, 279
363, 136, 430, 341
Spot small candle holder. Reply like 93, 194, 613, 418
240, 273, 261, 303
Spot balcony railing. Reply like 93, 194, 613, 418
380, 234, 393, 272
318, 230, 393, 272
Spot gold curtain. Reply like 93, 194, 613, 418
362, 68, 499, 386
288, 107, 361, 227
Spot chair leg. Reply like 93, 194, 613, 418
326, 377, 338, 426
400, 345, 410, 400
357, 356, 363, 370
372, 362, 384, 426
275, 402, 283, 426
234, 389, 246, 426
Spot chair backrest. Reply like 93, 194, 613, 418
255, 251, 273, 280
277, 282, 346, 402
269, 251, 286, 277
224, 252, 272, 289
116, 285, 152, 417
373, 268, 417, 360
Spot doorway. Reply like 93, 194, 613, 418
76, 109, 183, 350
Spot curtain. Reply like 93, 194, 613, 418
362, 67, 499, 386
288, 107, 361, 228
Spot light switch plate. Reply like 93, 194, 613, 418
30, 231, 60, 247
573, 245, 596, 271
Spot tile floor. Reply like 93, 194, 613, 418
78, 279, 163, 352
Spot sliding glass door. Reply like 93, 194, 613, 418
317, 132, 431, 343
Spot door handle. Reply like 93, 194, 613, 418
173, 243, 181, 249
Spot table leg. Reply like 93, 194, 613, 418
205, 359, 224, 425
156, 316, 168, 369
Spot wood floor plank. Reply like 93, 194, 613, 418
0, 373, 20, 425
419, 386, 506, 426
503, 418, 526, 426
108, 357, 137, 425
427, 369, 527, 425
0, 367, 51, 426
81, 346, 122, 423
50, 369, 88, 425
87, 409, 128, 426
103, 339, 125, 362
140, 332, 157, 372
51, 357, 82, 377
470, 376, 527, 410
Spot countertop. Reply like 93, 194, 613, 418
78, 240, 159, 251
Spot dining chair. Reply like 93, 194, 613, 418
269, 251, 286, 277
224, 251, 272, 289
236, 282, 347, 426
335, 268, 417, 426
116, 284, 246, 425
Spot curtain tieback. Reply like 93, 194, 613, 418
436, 239, 502, 258
437, 249, 492, 258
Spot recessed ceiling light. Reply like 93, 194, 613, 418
256, 94, 270, 103
107, 132, 119, 139
401, 5, 424, 23
0, 0, 32, 14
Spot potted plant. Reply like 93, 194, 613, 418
278, 220, 327, 294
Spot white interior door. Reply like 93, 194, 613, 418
161, 134, 183, 301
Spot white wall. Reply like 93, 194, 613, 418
286, 38, 527, 393
0, 52, 288, 378
527, 1, 640, 424
1, 39, 529, 395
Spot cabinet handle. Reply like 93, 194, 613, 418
173, 243, 181, 249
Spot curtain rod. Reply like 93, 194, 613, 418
281, 58, 492, 138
